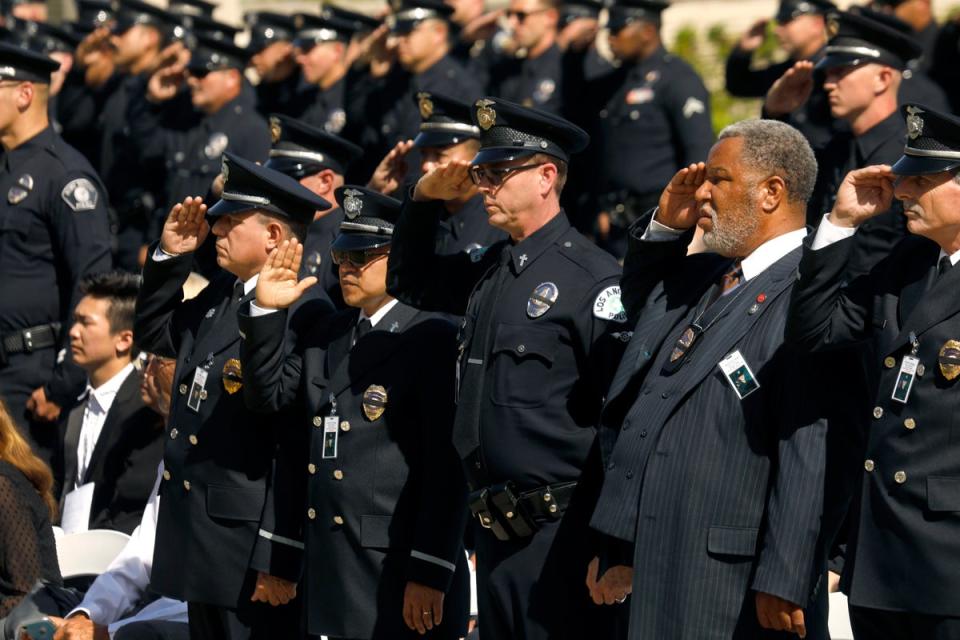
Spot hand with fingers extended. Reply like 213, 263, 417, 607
250, 572, 298, 607
412, 160, 474, 203
75, 26, 111, 68
739, 18, 769, 52
586, 556, 634, 606
828, 165, 896, 228
756, 591, 807, 638
764, 60, 815, 117
147, 41, 189, 103
368, 140, 414, 195
403, 581, 445, 635
256, 239, 318, 310
160, 196, 210, 256
656, 162, 706, 230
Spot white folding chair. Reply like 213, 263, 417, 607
828, 591, 855, 640
55, 529, 131, 579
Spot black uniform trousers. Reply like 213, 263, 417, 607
850, 606, 960, 640
186, 573, 302, 640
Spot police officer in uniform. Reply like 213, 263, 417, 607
264, 113, 363, 307
786, 104, 960, 640
0, 43, 112, 465
387, 98, 624, 639
134, 154, 332, 640
586, 0, 714, 258
239, 186, 471, 640
244, 12, 301, 119
291, 13, 356, 135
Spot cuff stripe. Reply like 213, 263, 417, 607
411, 550, 456, 572
258, 529, 305, 550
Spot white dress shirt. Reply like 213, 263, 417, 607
360, 298, 399, 327
812, 213, 960, 266
76, 363, 135, 489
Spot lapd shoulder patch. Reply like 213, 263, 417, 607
593, 285, 627, 323
61, 178, 99, 212
682, 97, 705, 119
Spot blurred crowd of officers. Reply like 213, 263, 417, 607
0, 0, 959, 638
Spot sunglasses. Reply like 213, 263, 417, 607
469, 162, 545, 187
505, 8, 551, 22
331, 247, 391, 267
187, 67, 211, 79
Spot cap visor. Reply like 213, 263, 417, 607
891, 154, 960, 176
331, 232, 391, 251
470, 147, 540, 166
207, 198, 260, 218
265, 157, 327, 179
413, 130, 472, 148
815, 53, 867, 71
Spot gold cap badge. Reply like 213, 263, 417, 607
418, 92, 434, 120
476, 99, 497, 131
906, 106, 925, 140
269, 116, 282, 144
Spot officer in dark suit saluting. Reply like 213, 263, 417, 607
0, 43, 112, 466
387, 98, 624, 639
238, 186, 470, 639
134, 153, 332, 640
786, 104, 960, 639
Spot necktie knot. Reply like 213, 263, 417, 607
939, 256, 953, 277
355, 318, 372, 343
233, 281, 245, 302
720, 261, 743, 296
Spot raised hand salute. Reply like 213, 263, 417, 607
255, 239, 317, 310
160, 196, 209, 255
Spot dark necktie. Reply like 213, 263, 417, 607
354, 318, 372, 345
939, 256, 953, 278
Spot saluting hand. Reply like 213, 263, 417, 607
250, 572, 297, 607
412, 160, 473, 203
147, 41, 190, 103
655, 162, 706, 231
828, 165, 895, 229
403, 581, 445, 635
368, 139, 414, 195
756, 591, 807, 638
256, 239, 317, 310
764, 60, 815, 117
160, 196, 209, 256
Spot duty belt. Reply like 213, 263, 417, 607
469, 480, 578, 541
599, 190, 659, 229
0, 323, 61, 366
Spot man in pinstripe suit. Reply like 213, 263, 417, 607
585, 119, 828, 639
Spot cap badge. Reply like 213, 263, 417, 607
476, 99, 497, 131
527, 282, 559, 319
906, 106, 925, 140
418, 93, 434, 120
939, 340, 960, 381
269, 116, 282, 144
220, 156, 229, 184
362, 384, 388, 421
826, 16, 839, 37
343, 188, 364, 219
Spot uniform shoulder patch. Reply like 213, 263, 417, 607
682, 97, 706, 119
593, 285, 627, 323
61, 178, 99, 212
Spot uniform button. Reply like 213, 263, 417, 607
170, 428, 179, 440
340, 421, 351, 432
622, 421, 630, 431
660, 392, 670, 399
333, 515, 344, 525
333, 470, 344, 480
199, 389, 208, 400
564, 241, 572, 248
183, 480, 191, 491
864, 459, 875, 472
179, 384, 187, 395
640, 430, 648, 438
884, 356, 896, 369
312, 416, 322, 427
625, 470, 634, 479
189, 435, 198, 445
872, 406, 884, 419
517, 344, 526, 353
607, 461, 616, 470
308, 463, 317, 475
917, 364, 926, 377
307, 508, 316, 520
894, 470, 907, 484
904, 418, 917, 430
163, 470, 171, 481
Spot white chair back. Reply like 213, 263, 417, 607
55, 529, 131, 578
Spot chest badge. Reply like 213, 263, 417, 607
7, 186, 27, 204
626, 87, 654, 105
362, 384, 388, 421
222, 358, 243, 394
204, 132, 229, 159
527, 282, 559, 319
325, 108, 346, 134
938, 340, 960, 381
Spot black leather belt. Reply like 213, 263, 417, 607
0, 323, 60, 366
469, 481, 578, 541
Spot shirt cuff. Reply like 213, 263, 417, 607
640, 213, 685, 242
152, 246, 177, 262
249, 302, 279, 317
811, 214, 857, 251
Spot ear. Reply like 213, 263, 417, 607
16, 82, 35, 111
317, 168, 337, 196
758, 175, 786, 213
114, 329, 135, 356
264, 218, 286, 250
539, 162, 558, 198
875, 66, 895, 94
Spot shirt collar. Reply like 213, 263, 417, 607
360, 298, 399, 327
507, 211, 570, 274
856, 111, 903, 163
86, 362, 135, 412
3, 126, 56, 173
939, 247, 960, 267
740, 228, 807, 282
240, 274, 259, 296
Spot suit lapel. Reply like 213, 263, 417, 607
191, 278, 244, 360
893, 252, 960, 349
62, 401, 85, 492
82, 371, 138, 485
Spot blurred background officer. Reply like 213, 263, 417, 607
786, 104, 960, 640
388, 98, 623, 639
726, 0, 837, 149
291, 12, 355, 133
367, 91, 506, 256
245, 11, 300, 118
134, 155, 331, 640
240, 186, 471, 640
264, 113, 363, 307
585, 0, 713, 258
0, 43, 111, 467
870, 0, 938, 71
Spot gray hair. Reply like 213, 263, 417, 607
717, 119, 818, 205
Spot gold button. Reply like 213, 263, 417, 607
308, 463, 317, 475
189, 434, 198, 445
307, 508, 316, 520
340, 420, 351, 432
312, 416, 322, 427
864, 459, 875, 472
894, 470, 907, 484
179, 384, 188, 395
183, 480, 191, 491
884, 356, 896, 369
904, 418, 916, 430
333, 469, 344, 480
333, 515, 344, 525
199, 389, 208, 400
917, 364, 926, 377
170, 428, 179, 439
163, 470, 171, 481
872, 406, 884, 419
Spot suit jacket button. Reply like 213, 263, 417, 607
163, 470, 171, 481
183, 480, 191, 491
904, 418, 916, 430
189, 435, 198, 445
170, 428, 179, 440
333, 470, 344, 480
894, 470, 907, 484
179, 384, 188, 395
308, 463, 317, 475
307, 508, 316, 520
340, 421, 351, 432
864, 459, 875, 472
884, 357, 896, 369
313, 416, 322, 427
333, 515, 344, 525
872, 406, 883, 419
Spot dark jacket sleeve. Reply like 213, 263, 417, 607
133, 244, 199, 358
725, 49, 789, 98
620, 214, 696, 325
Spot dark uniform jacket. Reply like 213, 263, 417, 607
238, 301, 470, 639
486, 43, 565, 114
434, 195, 505, 257
56, 370, 165, 534
299, 76, 348, 136
134, 248, 318, 608
787, 232, 960, 616
0, 126, 112, 455
591, 222, 826, 639
300, 208, 345, 308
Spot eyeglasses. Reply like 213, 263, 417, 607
331, 247, 391, 267
469, 162, 545, 187
505, 8, 551, 22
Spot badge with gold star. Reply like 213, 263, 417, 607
826, 16, 839, 37
362, 385, 388, 421
222, 358, 243, 394
269, 116, 282, 144
418, 92, 434, 120
476, 99, 497, 130
939, 340, 960, 381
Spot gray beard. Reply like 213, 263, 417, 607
701, 205, 759, 257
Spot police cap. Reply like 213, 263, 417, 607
293, 13, 355, 49
266, 114, 363, 179
560, 1, 604, 26
470, 96, 589, 165
111, 0, 180, 37
606, 0, 669, 33
168, 0, 215, 17
0, 40, 59, 82
187, 33, 248, 73
76, 0, 114, 29
321, 4, 380, 34
387, 0, 453, 35
209, 152, 331, 224
891, 104, 960, 176
183, 14, 241, 41
331, 186, 402, 252
774, 0, 835, 24
245, 12, 296, 54
413, 92, 481, 149
22, 20, 81, 54
817, 10, 922, 71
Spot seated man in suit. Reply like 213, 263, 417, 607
585, 119, 828, 639
57, 272, 165, 535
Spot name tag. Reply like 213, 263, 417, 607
891, 355, 920, 404
322, 416, 339, 459
718, 350, 760, 400
187, 368, 208, 413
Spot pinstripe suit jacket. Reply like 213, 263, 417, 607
590, 223, 827, 639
